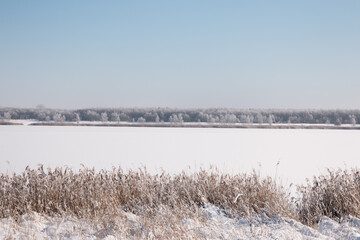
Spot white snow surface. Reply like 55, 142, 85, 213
1, 125, 360, 186
1, 126, 360, 239
1, 205, 360, 239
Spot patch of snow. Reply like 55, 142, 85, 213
6, 119, 39, 125
195, 204, 360, 239
318, 216, 360, 240
2, 207, 359, 239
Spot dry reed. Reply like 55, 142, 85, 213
0, 166, 293, 221
1, 165, 359, 232
297, 168, 360, 225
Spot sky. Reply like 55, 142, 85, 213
0, 1, 359, 109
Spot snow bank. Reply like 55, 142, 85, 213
198, 205, 360, 239
1, 206, 359, 239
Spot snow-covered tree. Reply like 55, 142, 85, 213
53, 113, 65, 122
268, 114, 275, 125
85, 110, 100, 121
119, 113, 130, 122
137, 117, 146, 123
335, 118, 342, 126
4, 112, 11, 120
37, 112, 48, 121
111, 112, 120, 123
101, 112, 108, 122
240, 114, 252, 124
208, 114, 218, 123
350, 115, 356, 126
182, 113, 191, 122
169, 113, 183, 123
220, 113, 238, 123
256, 113, 264, 124
75, 113, 81, 123
288, 116, 298, 124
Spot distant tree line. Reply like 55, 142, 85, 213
0, 107, 359, 126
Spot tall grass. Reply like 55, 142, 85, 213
0, 166, 293, 220
1, 166, 359, 230
297, 168, 360, 225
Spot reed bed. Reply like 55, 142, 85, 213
0, 166, 293, 220
1, 166, 359, 232
297, 168, 360, 225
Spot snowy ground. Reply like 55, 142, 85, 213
1, 125, 360, 239
1, 205, 359, 239
1, 125, 360, 186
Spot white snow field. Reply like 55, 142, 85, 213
1, 125, 359, 185
1, 125, 360, 239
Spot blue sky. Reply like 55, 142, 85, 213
0, 1, 359, 109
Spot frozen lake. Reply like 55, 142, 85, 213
0, 125, 359, 185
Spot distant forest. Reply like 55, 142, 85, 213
0, 107, 359, 125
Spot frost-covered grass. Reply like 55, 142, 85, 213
297, 169, 360, 226
0, 166, 294, 220
1, 166, 360, 239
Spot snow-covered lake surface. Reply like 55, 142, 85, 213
1, 125, 359, 185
